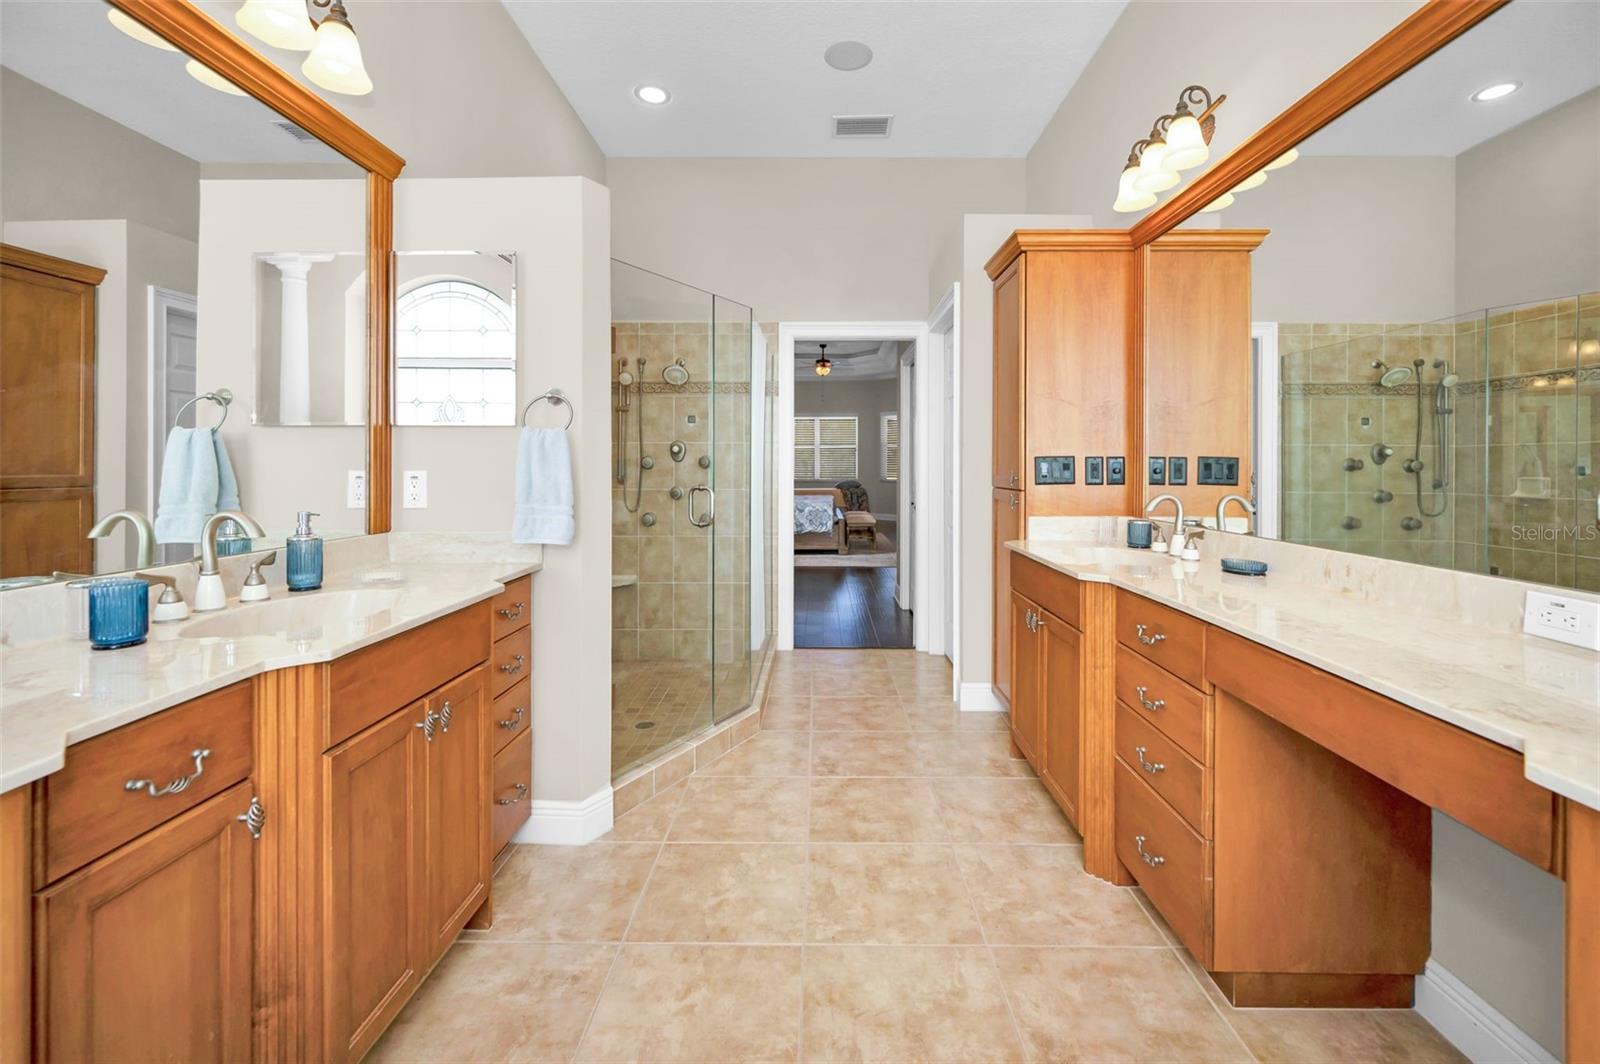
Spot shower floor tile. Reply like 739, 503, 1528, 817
612, 659, 752, 775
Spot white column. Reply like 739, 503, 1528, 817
263, 253, 334, 423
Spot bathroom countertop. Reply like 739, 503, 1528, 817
1008, 537, 1600, 811
0, 559, 541, 794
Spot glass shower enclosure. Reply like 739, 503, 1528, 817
610, 260, 766, 776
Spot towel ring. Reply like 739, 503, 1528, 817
174, 388, 233, 430
521, 389, 573, 430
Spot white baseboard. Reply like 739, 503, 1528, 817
958, 682, 1003, 712
512, 784, 613, 846
1416, 959, 1558, 1064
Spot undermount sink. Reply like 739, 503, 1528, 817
176, 589, 404, 640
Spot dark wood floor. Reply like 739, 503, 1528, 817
794, 567, 914, 648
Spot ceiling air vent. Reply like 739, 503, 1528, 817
832, 114, 893, 139
270, 119, 319, 144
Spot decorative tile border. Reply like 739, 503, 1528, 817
1282, 366, 1598, 398
637, 381, 753, 395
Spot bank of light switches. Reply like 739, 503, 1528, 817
1036, 456, 1126, 486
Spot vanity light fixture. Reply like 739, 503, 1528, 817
813, 343, 833, 377
1471, 81, 1521, 102
635, 85, 671, 105
301, 0, 373, 96
107, 8, 178, 51
185, 59, 249, 96
1264, 148, 1298, 171
235, 0, 317, 51
1131, 136, 1180, 194
1162, 85, 1223, 171
1232, 169, 1268, 193
1199, 191, 1235, 213
1110, 84, 1225, 213
1113, 147, 1158, 213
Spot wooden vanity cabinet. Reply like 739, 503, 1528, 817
1008, 591, 1044, 764
488, 576, 534, 859
424, 668, 490, 965
1008, 554, 1091, 835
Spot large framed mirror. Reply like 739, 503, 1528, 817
0, 0, 402, 586
1141, 0, 1599, 592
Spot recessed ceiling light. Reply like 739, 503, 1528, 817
824, 41, 873, 72
1471, 81, 1521, 102
634, 85, 671, 105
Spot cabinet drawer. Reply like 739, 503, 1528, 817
490, 576, 531, 642
1116, 703, 1206, 836
491, 677, 531, 754
328, 604, 490, 748
492, 726, 532, 855
40, 681, 254, 884
1115, 759, 1210, 962
1115, 589, 1205, 687
1115, 645, 1207, 763
491, 630, 530, 697
1011, 553, 1079, 629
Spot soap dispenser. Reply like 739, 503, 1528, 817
286, 511, 323, 592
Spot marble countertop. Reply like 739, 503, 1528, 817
1009, 538, 1600, 811
0, 559, 540, 794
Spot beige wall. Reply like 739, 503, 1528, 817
1456, 87, 1600, 312
793, 376, 900, 515
1022, 2, 1418, 222
193, 0, 605, 184
0, 68, 200, 241
607, 158, 1026, 321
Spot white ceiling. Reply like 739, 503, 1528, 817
1301, 0, 1600, 157
0, 1, 346, 165
499, 0, 1127, 157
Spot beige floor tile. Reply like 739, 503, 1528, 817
809, 778, 948, 842
993, 946, 1250, 1062
810, 672, 899, 699
807, 844, 983, 944
955, 846, 1164, 946
766, 672, 813, 698
628, 843, 808, 943
474, 843, 659, 942
810, 697, 912, 731
810, 731, 921, 777
915, 732, 1036, 777
933, 778, 1081, 843
370, 942, 615, 1062
892, 673, 957, 700
699, 731, 813, 777
801, 945, 1025, 1063
668, 777, 810, 842
762, 696, 813, 731
901, 701, 1006, 732
600, 783, 685, 842
799, 650, 892, 672
575, 944, 803, 1063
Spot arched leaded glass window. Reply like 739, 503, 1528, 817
394, 279, 516, 425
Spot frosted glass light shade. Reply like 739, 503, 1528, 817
1131, 145, 1180, 193
107, 8, 178, 51
186, 59, 248, 96
1113, 166, 1157, 213
1199, 191, 1234, 213
302, 17, 373, 96
1265, 148, 1299, 171
1233, 170, 1268, 193
235, 0, 316, 51
1163, 113, 1209, 170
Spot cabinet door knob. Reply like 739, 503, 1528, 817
438, 700, 453, 734
498, 705, 527, 730
500, 654, 526, 675
1134, 686, 1166, 713
497, 601, 525, 620
125, 748, 211, 797
1134, 834, 1166, 867
236, 795, 265, 840
416, 711, 439, 741
1009, 494, 1019, 510
1134, 623, 1166, 646
496, 782, 529, 806
1134, 746, 1165, 774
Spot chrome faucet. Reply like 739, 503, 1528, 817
1145, 494, 1185, 552
1216, 494, 1256, 534
87, 510, 156, 569
193, 510, 266, 612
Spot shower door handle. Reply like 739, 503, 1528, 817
688, 485, 715, 528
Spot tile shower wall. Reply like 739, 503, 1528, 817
1280, 293, 1599, 591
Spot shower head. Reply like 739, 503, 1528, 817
1371, 360, 1413, 388
662, 359, 690, 387
617, 370, 635, 387
1440, 372, 1460, 388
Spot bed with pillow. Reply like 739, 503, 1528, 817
794, 487, 847, 554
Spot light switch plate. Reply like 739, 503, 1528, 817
347, 470, 366, 509
403, 470, 428, 509
1522, 590, 1600, 651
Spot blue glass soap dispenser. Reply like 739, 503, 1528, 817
286, 510, 323, 592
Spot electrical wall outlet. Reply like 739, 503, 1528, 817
1522, 590, 1600, 651
1198, 455, 1240, 485
403, 470, 428, 509
1084, 456, 1104, 485
347, 470, 366, 508
1034, 456, 1075, 484
1148, 457, 1166, 485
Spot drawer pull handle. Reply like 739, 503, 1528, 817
498, 705, 527, 730
125, 748, 211, 797
237, 795, 265, 840
1134, 834, 1166, 867
497, 601, 525, 621
439, 700, 453, 734
500, 654, 526, 675
416, 711, 440, 742
1135, 623, 1166, 646
1134, 686, 1166, 712
1134, 746, 1165, 774
496, 783, 529, 806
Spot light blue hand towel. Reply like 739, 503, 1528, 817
513, 427, 574, 545
153, 427, 222, 543
213, 429, 240, 513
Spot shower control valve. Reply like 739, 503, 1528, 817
1342, 457, 1364, 472
1370, 443, 1395, 465
1402, 458, 1425, 474
1372, 490, 1394, 504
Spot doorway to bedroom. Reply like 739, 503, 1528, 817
790, 337, 911, 648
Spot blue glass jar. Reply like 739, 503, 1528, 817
88, 578, 150, 649
286, 510, 323, 592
